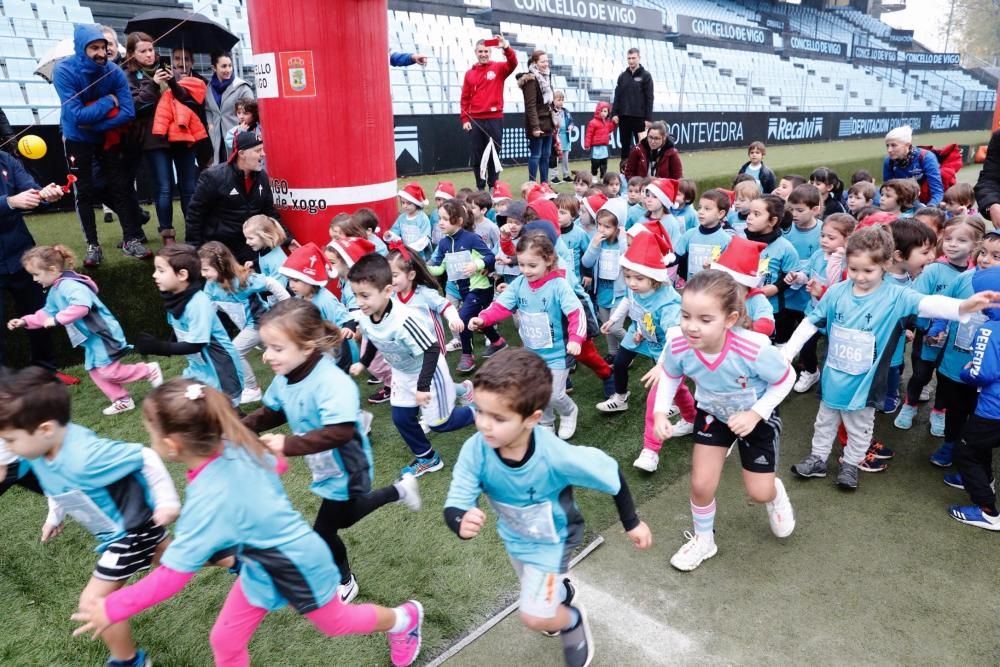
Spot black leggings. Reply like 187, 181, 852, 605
613, 348, 639, 395
0, 462, 42, 496
313, 485, 399, 584
936, 373, 979, 444
775, 310, 819, 373
591, 158, 607, 178
904, 334, 946, 409
955, 414, 999, 510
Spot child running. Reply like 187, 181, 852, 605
444, 349, 651, 666
652, 270, 796, 571
71, 378, 425, 667
243, 214, 288, 284
582, 199, 628, 362
471, 232, 585, 439
198, 241, 290, 404
784, 225, 1000, 490
8, 245, 162, 416
0, 367, 179, 667
243, 299, 420, 603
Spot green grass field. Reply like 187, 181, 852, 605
0, 126, 994, 666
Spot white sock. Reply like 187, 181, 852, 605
389, 606, 412, 633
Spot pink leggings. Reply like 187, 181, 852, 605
361, 339, 393, 385
643, 380, 696, 453
89, 360, 152, 401
209, 580, 379, 667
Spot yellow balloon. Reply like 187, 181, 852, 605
17, 134, 46, 159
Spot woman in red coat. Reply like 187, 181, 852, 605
622, 121, 683, 181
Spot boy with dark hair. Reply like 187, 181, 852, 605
846, 182, 876, 216
347, 254, 476, 478
880, 179, 920, 216
469, 191, 500, 251
444, 348, 651, 666
737, 141, 776, 193
780, 184, 824, 388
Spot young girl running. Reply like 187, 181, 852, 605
785, 225, 1000, 490
72, 378, 424, 667
243, 214, 287, 285
0, 367, 179, 667
243, 299, 420, 603
652, 270, 796, 571
387, 241, 464, 352
8, 245, 162, 416
471, 232, 586, 440
198, 241, 290, 404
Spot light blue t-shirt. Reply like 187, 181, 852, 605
390, 211, 432, 253
44, 274, 129, 370
674, 225, 733, 281
619, 286, 681, 360
161, 445, 340, 613
884, 271, 912, 368
203, 273, 279, 329
625, 203, 646, 231
493, 274, 584, 369
258, 246, 288, 286
758, 236, 800, 313
912, 261, 966, 362
782, 222, 822, 313
928, 269, 983, 383
672, 203, 698, 231
727, 210, 749, 237
168, 290, 243, 401
581, 239, 625, 309
445, 427, 622, 573
745, 291, 774, 329
309, 289, 351, 327
560, 220, 590, 280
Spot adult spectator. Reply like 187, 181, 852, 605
205, 50, 254, 165
186, 132, 281, 264
612, 47, 654, 172
883, 125, 943, 206
0, 150, 64, 371
975, 128, 1000, 229
622, 121, 682, 181
517, 50, 555, 184
123, 32, 203, 247
172, 47, 214, 171
460, 35, 517, 190
54, 24, 149, 267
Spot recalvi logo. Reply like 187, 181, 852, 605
930, 114, 960, 130
767, 116, 824, 141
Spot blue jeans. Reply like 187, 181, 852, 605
144, 145, 198, 232
528, 134, 553, 183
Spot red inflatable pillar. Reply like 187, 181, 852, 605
246, 0, 396, 246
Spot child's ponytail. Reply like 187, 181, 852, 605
198, 241, 251, 293
21, 244, 77, 272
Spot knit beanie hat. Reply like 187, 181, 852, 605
398, 182, 428, 208
620, 228, 675, 282
582, 193, 608, 220
885, 125, 913, 144
711, 236, 767, 288
645, 178, 678, 209
434, 181, 456, 201
504, 200, 528, 222
279, 243, 329, 286
522, 220, 558, 246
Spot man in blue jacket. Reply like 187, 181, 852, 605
0, 151, 64, 370
882, 124, 944, 207
54, 24, 149, 267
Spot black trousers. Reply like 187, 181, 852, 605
617, 115, 646, 169
775, 310, 819, 373
904, 334, 946, 409
590, 158, 608, 178
955, 414, 999, 510
312, 485, 399, 583
468, 118, 503, 190
937, 373, 979, 444
0, 269, 54, 370
0, 462, 42, 496
64, 139, 143, 246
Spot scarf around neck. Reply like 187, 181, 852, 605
210, 74, 235, 106
529, 64, 553, 105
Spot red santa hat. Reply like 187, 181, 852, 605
620, 227, 675, 283
325, 236, 376, 271
492, 181, 513, 202
526, 199, 561, 234
645, 178, 678, 209
279, 242, 330, 286
711, 236, 767, 288
398, 182, 428, 208
719, 189, 736, 206
434, 181, 456, 201
582, 193, 608, 220
527, 183, 557, 203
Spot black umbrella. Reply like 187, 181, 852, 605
125, 9, 239, 52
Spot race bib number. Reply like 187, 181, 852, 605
445, 250, 473, 282
597, 249, 620, 280
696, 386, 758, 420
518, 310, 553, 349
51, 490, 118, 536
66, 325, 86, 347
304, 450, 344, 482
955, 314, 988, 352
827, 324, 875, 375
628, 301, 657, 343
375, 339, 408, 366
688, 243, 714, 276
215, 301, 247, 330
489, 499, 559, 543
402, 225, 424, 246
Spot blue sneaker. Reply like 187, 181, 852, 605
948, 504, 1000, 531
602, 376, 616, 398
929, 410, 946, 437
930, 442, 954, 468
880, 395, 900, 414
401, 452, 444, 478
106, 650, 150, 667
943, 473, 965, 490
893, 403, 918, 430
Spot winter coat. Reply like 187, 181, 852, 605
975, 129, 1000, 219
0, 151, 39, 274
53, 24, 135, 144
460, 47, 518, 123
737, 161, 776, 194
185, 161, 281, 264
882, 146, 944, 206
204, 75, 254, 164
611, 64, 654, 121
517, 71, 554, 136
623, 135, 683, 180
152, 77, 209, 146
584, 102, 614, 150
126, 68, 170, 151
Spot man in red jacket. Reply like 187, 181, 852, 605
460, 35, 517, 190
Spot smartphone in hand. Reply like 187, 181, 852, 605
483, 38, 500, 47
158, 56, 172, 71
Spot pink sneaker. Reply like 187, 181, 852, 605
388, 600, 423, 667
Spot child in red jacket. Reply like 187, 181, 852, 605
584, 101, 614, 179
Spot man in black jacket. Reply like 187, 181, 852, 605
975, 128, 1000, 229
185, 132, 283, 264
611, 48, 654, 173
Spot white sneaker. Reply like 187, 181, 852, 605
102, 397, 135, 416
765, 478, 795, 538
919, 385, 932, 402
457, 380, 475, 406
596, 392, 629, 413
557, 403, 579, 440
240, 386, 263, 405
669, 531, 718, 572
444, 338, 462, 352
338, 574, 359, 604
666, 404, 680, 418
361, 410, 374, 435
793, 370, 820, 393
633, 448, 659, 472
146, 362, 163, 388
394, 473, 422, 512
671, 418, 695, 437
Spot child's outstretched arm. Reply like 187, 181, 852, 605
135, 332, 205, 357
141, 448, 181, 527
73, 566, 198, 639
781, 318, 819, 364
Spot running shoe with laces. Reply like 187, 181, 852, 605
444, 338, 462, 352
121, 238, 153, 259
368, 386, 391, 404
929, 409, 946, 437
338, 574, 359, 604
394, 473, 422, 511
240, 386, 262, 405
482, 338, 508, 358
671, 418, 695, 437
919, 385, 932, 402
669, 531, 718, 571
84, 244, 103, 267
388, 600, 424, 666
146, 362, 163, 388
557, 402, 579, 440
560, 604, 594, 667
401, 452, 444, 478
948, 504, 1000, 531
791, 454, 827, 478
868, 441, 894, 460
943, 473, 996, 492
930, 441, 954, 468
793, 370, 820, 393
836, 462, 859, 490
765, 478, 795, 538
633, 448, 659, 472
456, 354, 476, 374
105, 648, 150, 667
102, 397, 135, 416
595, 392, 629, 413
894, 403, 918, 430
856, 451, 888, 473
